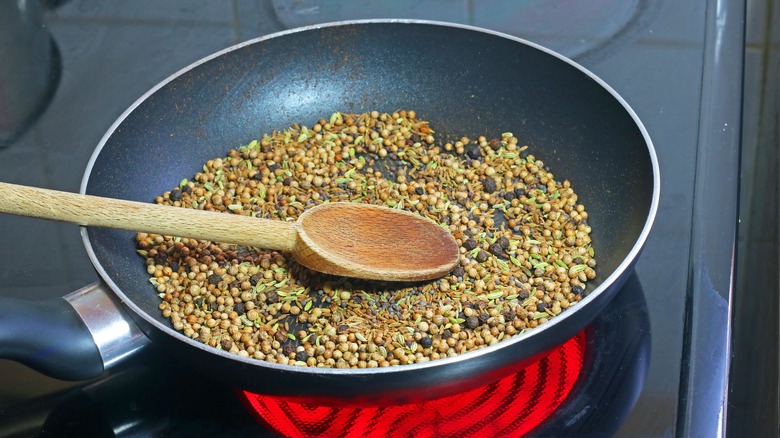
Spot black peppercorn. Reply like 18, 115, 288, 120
488, 243, 504, 256
420, 336, 433, 349
451, 266, 465, 278
250, 274, 263, 285
208, 274, 222, 285
170, 188, 183, 201
463, 239, 477, 251
295, 350, 309, 362
503, 309, 516, 321
153, 252, 168, 265
482, 177, 497, 193
476, 250, 489, 263
466, 316, 480, 329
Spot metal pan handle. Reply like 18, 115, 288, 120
0, 283, 149, 380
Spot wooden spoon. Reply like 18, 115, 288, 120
0, 182, 459, 281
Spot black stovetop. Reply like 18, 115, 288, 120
0, 1, 744, 437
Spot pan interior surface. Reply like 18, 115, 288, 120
82, 22, 655, 400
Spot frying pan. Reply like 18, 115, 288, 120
0, 21, 659, 406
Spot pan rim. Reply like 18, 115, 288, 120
79, 19, 660, 376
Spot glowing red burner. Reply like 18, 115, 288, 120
241, 331, 586, 437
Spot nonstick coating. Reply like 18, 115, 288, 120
82, 21, 657, 406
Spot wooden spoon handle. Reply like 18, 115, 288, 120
0, 182, 297, 251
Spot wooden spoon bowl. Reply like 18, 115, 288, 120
294, 202, 458, 281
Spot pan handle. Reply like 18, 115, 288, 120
0, 283, 150, 380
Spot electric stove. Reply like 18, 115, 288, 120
0, 1, 744, 436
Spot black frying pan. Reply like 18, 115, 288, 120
0, 21, 659, 406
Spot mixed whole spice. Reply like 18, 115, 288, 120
136, 110, 596, 369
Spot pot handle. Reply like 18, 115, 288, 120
0, 283, 150, 380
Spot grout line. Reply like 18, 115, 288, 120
230, 0, 241, 43
48, 16, 231, 27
